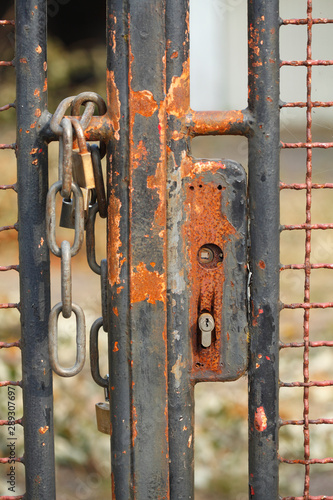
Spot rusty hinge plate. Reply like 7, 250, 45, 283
183, 159, 248, 382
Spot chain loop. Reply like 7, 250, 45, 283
91, 144, 107, 219
71, 91, 107, 119
86, 203, 101, 274
90, 317, 108, 388
101, 259, 109, 333
49, 302, 86, 377
58, 117, 73, 199
46, 180, 84, 258
50, 96, 76, 136
61, 240, 72, 319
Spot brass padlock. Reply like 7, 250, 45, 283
71, 118, 95, 190
59, 198, 75, 229
95, 401, 110, 435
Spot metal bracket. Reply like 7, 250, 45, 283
184, 159, 248, 382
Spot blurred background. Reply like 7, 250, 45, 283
1, 0, 333, 498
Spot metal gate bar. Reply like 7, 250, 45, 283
279, 1, 333, 498
16, 0, 55, 497
247, 1, 280, 498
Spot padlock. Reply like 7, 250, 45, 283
95, 401, 110, 435
70, 118, 95, 191
59, 198, 75, 229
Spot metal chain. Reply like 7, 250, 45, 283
46, 92, 108, 378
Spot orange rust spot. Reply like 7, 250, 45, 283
131, 262, 165, 305
43, 78, 47, 92
171, 129, 183, 141
30, 121, 37, 129
249, 26, 260, 57
109, 190, 123, 287
266, 356, 271, 361
113, 341, 119, 352
113, 307, 119, 317
30, 148, 38, 155
26, 130, 30, 134
130, 89, 158, 118
166, 59, 189, 118
270, 28, 275, 35
258, 260, 266, 269
258, 354, 262, 359
132, 140, 148, 170
250, 485, 255, 496
35, 108, 41, 118
254, 406, 267, 432
107, 69, 121, 141
150, 262, 156, 268
34, 89, 40, 97
35, 45, 42, 54
132, 405, 138, 447
266, 96, 273, 103
117, 286, 124, 294
32, 159, 38, 165
43, 61, 47, 71
38, 426, 49, 434
20, 57, 27, 64
256, 363, 260, 369
171, 51, 178, 59
183, 425, 187, 431
181, 153, 225, 179
269, 58, 275, 64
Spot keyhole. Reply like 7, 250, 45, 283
205, 318, 209, 328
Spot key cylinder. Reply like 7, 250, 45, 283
198, 312, 215, 348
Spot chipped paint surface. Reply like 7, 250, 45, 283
131, 262, 166, 305
109, 189, 123, 287
254, 406, 267, 432
171, 355, 186, 389
107, 69, 121, 141
38, 426, 49, 434
166, 59, 189, 119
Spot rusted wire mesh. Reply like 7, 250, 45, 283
280, 1, 333, 498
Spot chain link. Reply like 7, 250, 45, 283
46, 92, 108, 378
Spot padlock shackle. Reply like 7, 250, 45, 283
70, 117, 89, 154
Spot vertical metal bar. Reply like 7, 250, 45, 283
247, 0, 280, 498
108, 1, 169, 497
16, 1, 56, 498
165, 1, 194, 498
107, 1, 132, 497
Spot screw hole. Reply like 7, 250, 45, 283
189, 186, 194, 190
217, 185, 222, 190
199, 184, 202, 188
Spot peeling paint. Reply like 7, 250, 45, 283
109, 190, 123, 287
254, 406, 267, 432
38, 426, 49, 434
131, 262, 165, 305
107, 69, 121, 141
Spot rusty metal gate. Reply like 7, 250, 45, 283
1, 0, 333, 498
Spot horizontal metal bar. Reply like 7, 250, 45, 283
0, 61, 14, 67
0, 418, 23, 426
0, 103, 15, 112
281, 18, 333, 25
0, 341, 20, 348
0, 144, 15, 150
0, 224, 18, 232
0, 303, 19, 309
40, 111, 112, 143
279, 456, 333, 465
282, 497, 333, 500
0, 265, 19, 272
0, 20, 15, 26
281, 264, 333, 270
0, 381, 22, 387
281, 224, 333, 230
281, 141, 333, 149
281, 101, 333, 108
280, 182, 333, 190
280, 418, 333, 426
281, 59, 333, 66
0, 184, 17, 191
280, 341, 333, 348
0, 495, 25, 500
282, 302, 333, 309
0, 457, 24, 464
186, 109, 252, 136
280, 380, 333, 387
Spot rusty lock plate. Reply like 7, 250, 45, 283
183, 159, 248, 382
